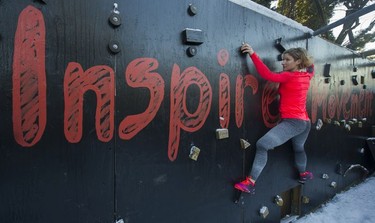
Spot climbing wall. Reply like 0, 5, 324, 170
0, 0, 374, 222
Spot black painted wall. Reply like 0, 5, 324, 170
0, 0, 374, 222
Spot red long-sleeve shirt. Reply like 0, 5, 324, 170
250, 53, 314, 121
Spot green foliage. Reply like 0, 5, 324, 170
254, 0, 375, 51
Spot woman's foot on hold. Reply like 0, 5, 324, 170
234, 177, 255, 194
299, 171, 313, 184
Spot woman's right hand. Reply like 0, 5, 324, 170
241, 43, 255, 55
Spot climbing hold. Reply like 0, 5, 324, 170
302, 196, 310, 204
316, 119, 323, 130
240, 139, 251, 149
189, 145, 200, 161
330, 181, 337, 188
216, 128, 229, 139
259, 206, 269, 219
274, 195, 283, 206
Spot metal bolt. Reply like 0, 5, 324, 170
188, 4, 198, 16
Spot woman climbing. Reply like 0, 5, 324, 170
234, 43, 314, 194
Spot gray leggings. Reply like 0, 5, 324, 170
249, 118, 311, 181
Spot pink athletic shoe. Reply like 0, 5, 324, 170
234, 177, 255, 194
299, 171, 313, 184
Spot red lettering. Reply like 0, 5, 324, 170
327, 94, 336, 119
364, 91, 373, 117
332, 90, 348, 120
13, 6, 46, 147
359, 90, 365, 118
311, 84, 328, 123
217, 49, 229, 67
351, 94, 359, 118
9, 6, 375, 158
119, 58, 165, 140
235, 74, 258, 127
262, 82, 279, 128
217, 49, 230, 128
311, 83, 374, 123
64, 62, 115, 143
235, 76, 243, 128
342, 91, 351, 120
219, 73, 230, 128
169, 64, 212, 161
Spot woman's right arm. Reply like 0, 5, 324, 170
251, 54, 289, 82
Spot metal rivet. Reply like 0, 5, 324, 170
109, 13, 121, 27
108, 40, 121, 54
188, 4, 198, 16
187, 46, 197, 57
